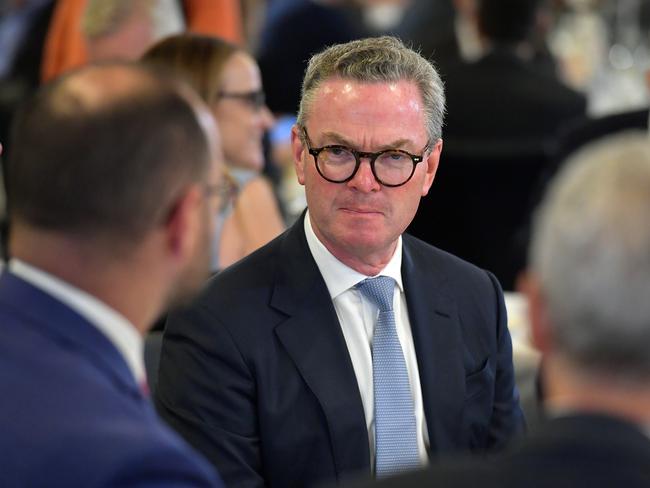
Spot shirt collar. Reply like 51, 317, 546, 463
304, 210, 404, 299
8, 259, 145, 384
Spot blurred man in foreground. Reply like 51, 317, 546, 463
0, 62, 226, 487
351, 131, 650, 487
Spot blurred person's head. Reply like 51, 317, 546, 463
142, 34, 274, 172
477, 0, 543, 45
526, 131, 650, 418
82, 0, 156, 62
6, 62, 225, 326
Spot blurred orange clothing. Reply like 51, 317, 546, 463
41, 0, 244, 82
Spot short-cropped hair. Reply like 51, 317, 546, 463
530, 131, 650, 381
7, 63, 211, 246
297, 36, 445, 142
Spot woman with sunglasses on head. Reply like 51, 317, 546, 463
142, 33, 284, 270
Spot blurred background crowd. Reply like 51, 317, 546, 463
2, 0, 650, 293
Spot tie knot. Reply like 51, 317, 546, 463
357, 276, 395, 312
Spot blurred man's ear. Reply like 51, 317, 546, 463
519, 270, 554, 355
291, 126, 307, 186
164, 185, 203, 264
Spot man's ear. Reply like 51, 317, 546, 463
164, 185, 203, 262
291, 125, 307, 186
421, 138, 442, 196
519, 270, 554, 354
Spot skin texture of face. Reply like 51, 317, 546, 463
213, 51, 274, 171
292, 78, 442, 275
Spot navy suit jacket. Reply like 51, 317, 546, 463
0, 271, 223, 487
156, 216, 525, 487
349, 414, 650, 488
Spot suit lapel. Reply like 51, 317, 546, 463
401, 239, 466, 452
0, 271, 143, 401
271, 218, 371, 478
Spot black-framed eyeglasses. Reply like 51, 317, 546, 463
217, 89, 266, 110
301, 127, 430, 188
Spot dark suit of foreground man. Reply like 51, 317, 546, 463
0, 63, 226, 487
349, 132, 650, 488
157, 36, 524, 487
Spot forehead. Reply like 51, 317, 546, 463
307, 77, 427, 145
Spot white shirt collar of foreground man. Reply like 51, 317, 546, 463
8, 259, 146, 385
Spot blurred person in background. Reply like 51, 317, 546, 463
443, 0, 586, 152
40, 0, 243, 83
0, 0, 55, 153
348, 130, 650, 488
143, 33, 284, 270
0, 61, 226, 487
80, 0, 166, 62
391, 0, 475, 78
257, 0, 368, 117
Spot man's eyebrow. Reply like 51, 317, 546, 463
319, 131, 414, 151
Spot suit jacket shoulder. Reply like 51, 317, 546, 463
350, 414, 650, 488
157, 220, 524, 488
0, 272, 221, 487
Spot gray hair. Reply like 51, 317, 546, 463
296, 36, 445, 142
530, 131, 650, 381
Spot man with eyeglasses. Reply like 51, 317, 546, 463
156, 36, 525, 488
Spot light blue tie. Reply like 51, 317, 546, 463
357, 276, 420, 478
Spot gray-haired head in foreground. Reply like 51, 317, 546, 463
530, 131, 650, 381
296, 36, 445, 142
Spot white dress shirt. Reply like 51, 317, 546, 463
9, 259, 146, 385
304, 212, 429, 468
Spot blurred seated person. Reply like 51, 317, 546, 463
41, 0, 241, 82
0, 61, 224, 487
81, 0, 164, 62
443, 0, 586, 153
256, 0, 367, 116
392, 0, 481, 79
143, 34, 284, 270
349, 131, 650, 488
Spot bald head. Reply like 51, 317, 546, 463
7, 62, 216, 251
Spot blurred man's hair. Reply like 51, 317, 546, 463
530, 131, 650, 381
7, 62, 210, 249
